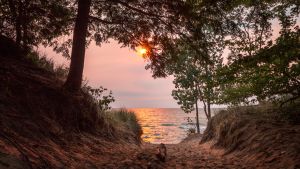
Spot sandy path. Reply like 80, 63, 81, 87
106, 135, 253, 169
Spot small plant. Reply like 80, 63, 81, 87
83, 85, 115, 112
54, 65, 69, 80
26, 51, 69, 79
187, 128, 196, 136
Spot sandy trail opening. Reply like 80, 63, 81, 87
111, 135, 252, 169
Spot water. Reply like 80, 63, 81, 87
127, 108, 221, 144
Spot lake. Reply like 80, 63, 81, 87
126, 108, 221, 144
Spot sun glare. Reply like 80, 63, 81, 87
136, 46, 147, 57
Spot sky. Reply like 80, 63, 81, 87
41, 41, 179, 108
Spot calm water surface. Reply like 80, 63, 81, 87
127, 108, 221, 144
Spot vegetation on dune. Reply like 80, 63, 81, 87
0, 41, 141, 141
0, 44, 144, 167
201, 103, 300, 168
105, 109, 143, 142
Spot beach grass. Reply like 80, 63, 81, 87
102, 109, 142, 142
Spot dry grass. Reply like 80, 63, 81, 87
101, 109, 142, 143
0, 49, 142, 141
201, 103, 300, 168
0, 40, 144, 168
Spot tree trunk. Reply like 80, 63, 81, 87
195, 99, 200, 133
64, 0, 92, 92
196, 84, 210, 120
21, 0, 29, 49
207, 99, 211, 120
7, 0, 21, 46
202, 100, 209, 120
204, 64, 212, 120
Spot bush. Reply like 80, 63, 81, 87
187, 128, 196, 136
82, 85, 115, 112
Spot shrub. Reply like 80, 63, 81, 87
187, 128, 196, 136
82, 85, 115, 112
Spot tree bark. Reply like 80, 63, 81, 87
7, 0, 22, 46
64, 0, 92, 92
21, 0, 29, 49
196, 84, 210, 120
202, 100, 209, 120
204, 64, 212, 120
195, 99, 200, 133
207, 99, 211, 120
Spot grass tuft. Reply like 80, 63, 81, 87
26, 51, 69, 80
102, 109, 142, 143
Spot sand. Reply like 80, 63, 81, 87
99, 134, 253, 169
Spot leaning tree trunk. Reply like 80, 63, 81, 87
64, 0, 92, 92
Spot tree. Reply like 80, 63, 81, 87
170, 40, 223, 122
141, 0, 299, 107
64, 0, 91, 92
218, 27, 300, 105
216, 0, 300, 105
0, 0, 73, 50
143, 0, 226, 124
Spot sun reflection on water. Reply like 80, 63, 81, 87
127, 108, 209, 144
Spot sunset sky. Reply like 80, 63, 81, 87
42, 41, 178, 108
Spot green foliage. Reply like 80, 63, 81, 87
83, 86, 115, 112
219, 26, 300, 105
154, 0, 300, 107
162, 24, 224, 119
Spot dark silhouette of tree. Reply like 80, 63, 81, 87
0, 0, 72, 51
64, 0, 91, 92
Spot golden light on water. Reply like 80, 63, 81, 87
128, 108, 208, 144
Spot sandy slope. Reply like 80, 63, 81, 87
1, 132, 296, 169
99, 134, 253, 169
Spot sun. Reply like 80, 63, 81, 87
136, 46, 148, 57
